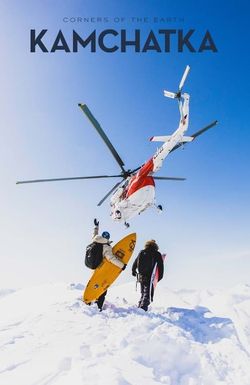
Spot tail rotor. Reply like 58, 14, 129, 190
164, 65, 190, 100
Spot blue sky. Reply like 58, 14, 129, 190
0, 0, 250, 289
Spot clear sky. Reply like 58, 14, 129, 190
0, 0, 250, 289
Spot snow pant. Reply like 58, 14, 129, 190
150, 285, 155, 302
96, 290, 107, 311
138, 276, 152, 311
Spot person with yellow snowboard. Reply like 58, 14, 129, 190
85, 219, 126, 311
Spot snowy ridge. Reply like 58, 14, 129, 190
0, 289, 16, 299
0, 282, 250, 385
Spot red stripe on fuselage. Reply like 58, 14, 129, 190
138, 158, 154, 177
126, 175, 155, 198
126, 158, 155, 198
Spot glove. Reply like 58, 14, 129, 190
122, 264, 127, 271
132, 271, 137, 277
94, 218, 99, 227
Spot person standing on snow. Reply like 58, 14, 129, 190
86, 218, 126, 311
132, 240, 163, 311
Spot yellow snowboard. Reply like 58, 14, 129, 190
83, 233, 136, 303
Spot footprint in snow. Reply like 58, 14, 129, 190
167, 306, 234, 343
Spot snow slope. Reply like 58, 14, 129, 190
0, 289, 16, 299
0, 282, 250, 385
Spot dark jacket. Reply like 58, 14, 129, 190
132, 247, 164, 281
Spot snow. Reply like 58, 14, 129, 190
0, 289, 16, 299
1, 282, 250, 385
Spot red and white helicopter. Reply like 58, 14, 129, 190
17, 66, 217, 227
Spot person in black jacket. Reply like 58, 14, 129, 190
132, 240, 163, 311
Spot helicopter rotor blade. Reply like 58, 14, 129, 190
130, 165, 142, 174
79, 104, 126, 175
190, 120, 218, 139
169, 120, 218, 154
16, 175, 122, 185
97, 180, 123, 206
154, 177, 186, 181
179, 65, 191, 91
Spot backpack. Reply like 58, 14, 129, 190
85, 242, 103, 269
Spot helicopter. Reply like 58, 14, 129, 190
17, 66, 217, 227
